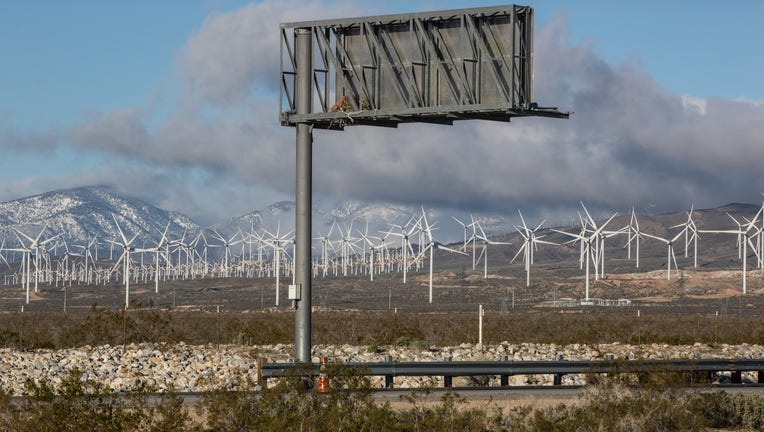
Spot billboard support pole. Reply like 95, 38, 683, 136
294, 27, 313, 364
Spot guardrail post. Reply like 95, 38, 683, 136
732, 371, 742, 384
553, 352, 564, 385
500, 356, 509, 386
553, 374, 563, 386
384, 355, 394, 388
443, 356, 452, 388
758, 371, 764, 384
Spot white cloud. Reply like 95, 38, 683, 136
3, 5, 764, 225
681, 95, 707, 115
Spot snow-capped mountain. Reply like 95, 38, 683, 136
2, 185, 762, 260
0, 186, 505, 253
0, 186, 200, 249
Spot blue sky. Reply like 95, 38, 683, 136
1, 1, 763, 224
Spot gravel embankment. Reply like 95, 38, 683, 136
1, 342, 762, 395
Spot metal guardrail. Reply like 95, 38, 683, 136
260, 358, 764, 388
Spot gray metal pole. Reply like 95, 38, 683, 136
294, 27, 313, 363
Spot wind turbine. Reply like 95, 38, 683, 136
642, 229, 687, 280
683, 206, 699, 264
261, 223, 294, 306
335, 221, 360, 277
451, 216, 469, 252
417, 208, 467, 303
623, 208, 644, 268
210, 229, 242, 278
700, 211, 762, 294
554, 212, 617, 301
74, 235, 98, 285
386, 217, 420, 283
135, 222, 170, 294
12, 223, 61, 296
578, 202, 625, 281
511, 210, 557, 287
473, 219, 511, 278
314, 220, 336, 277
108, 215, 139, 309
3, 240, 33, 303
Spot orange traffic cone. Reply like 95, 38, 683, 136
316, 357, 330, 393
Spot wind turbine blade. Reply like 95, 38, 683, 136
34, 222, 50, 243
112, 214, 129, 244
510, 244, 527, 263
12, 227, 34, 245
533, 220, 546, 232
435, 244, 468, 255
517, 210, 529, 233
593, 213, 618, 236
641, 232, 669, 244
580, 202, 596, 227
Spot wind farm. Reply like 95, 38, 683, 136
1, 186, 764, 314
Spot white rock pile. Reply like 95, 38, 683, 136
0, 342, 761, 395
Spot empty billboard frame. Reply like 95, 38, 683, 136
280, 4, 568, 130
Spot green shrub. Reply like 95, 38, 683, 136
0, 369, 191, 432
700, 391, 764, 430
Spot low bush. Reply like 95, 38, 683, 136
0, 369, 191, 432
3, 367, 764, 431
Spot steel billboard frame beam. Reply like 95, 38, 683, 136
281, 4, 569, 130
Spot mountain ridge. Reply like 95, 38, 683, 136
0, 185, 762, 251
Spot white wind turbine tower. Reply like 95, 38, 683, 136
473, 220, 511, 278
135, 222, 170, 294
12, 223, 61, 295
419, 208, 467, 303
386, 218, 420, 284
0, 236, 10, 272
554, 213, 617, 302
511, 210, 557, 287
642, 228, 687, 281
3, 239, 33, 303
360, 232, 391, 282
336, 221, 360, 277
579, 202, 625, 281
314, 221, 336, 277
376, 228, 395, 274
672, 205, 700, 268
468, 215, 480, 270
739, 213, 764, 271
74, 236, 98, 285
262, 223, 294, 306
700, 211, 762, 294
570, 211, 588, 271
360, 234, 377, 282
210, 229, 242, 278
187, 231, 205, 279
108, 215, 139, 309
452, 216, 469, 252
624, 208, 644, 268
